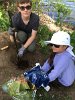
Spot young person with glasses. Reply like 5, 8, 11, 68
41, 31, 75, 87
8, 0, 39, 57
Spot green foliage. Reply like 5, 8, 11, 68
0, 8, 10, 31
38, 25, 52, 47
70, 31, 75, 53
32, 0, 44, 15
37, 25, 52, 54
0, 0, 73, 31
2, 77, 34, 100
54, 3, 71, 16
54, 3, 71, 27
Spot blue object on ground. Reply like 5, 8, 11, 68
24, 65, 49, 88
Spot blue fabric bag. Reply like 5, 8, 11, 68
23, 65, 49, 88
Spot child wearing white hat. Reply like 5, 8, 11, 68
42, 31, 75, 87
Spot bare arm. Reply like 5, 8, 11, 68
23, 29, 37, 49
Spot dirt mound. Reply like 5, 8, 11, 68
0, 32, 75, 100
0, 32, 46, 99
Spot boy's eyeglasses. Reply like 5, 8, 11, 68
19, 5, 31, 11
50, 44, 60, 48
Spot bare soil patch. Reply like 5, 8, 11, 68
0, 32, 75, 100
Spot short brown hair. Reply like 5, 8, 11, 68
16, 0, 32, 6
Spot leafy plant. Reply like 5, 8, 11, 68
70, 31, 75, 53
37, 25, 52, 54
54, 3, 71, 29
38, 25, 52, 47
0, 9, 10, 31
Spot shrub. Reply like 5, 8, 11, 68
0, 9, 10, 31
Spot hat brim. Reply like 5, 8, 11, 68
44, 41, 50, 44
44, 41, 54, 45
44, 41, 73, 48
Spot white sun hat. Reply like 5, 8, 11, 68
45, 31, 71, 46
44, 31, 75, 57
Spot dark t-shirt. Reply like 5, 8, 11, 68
12, 12, 39, 35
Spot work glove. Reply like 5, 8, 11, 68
17, 46, 26, 57
8, 27, 15, 35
